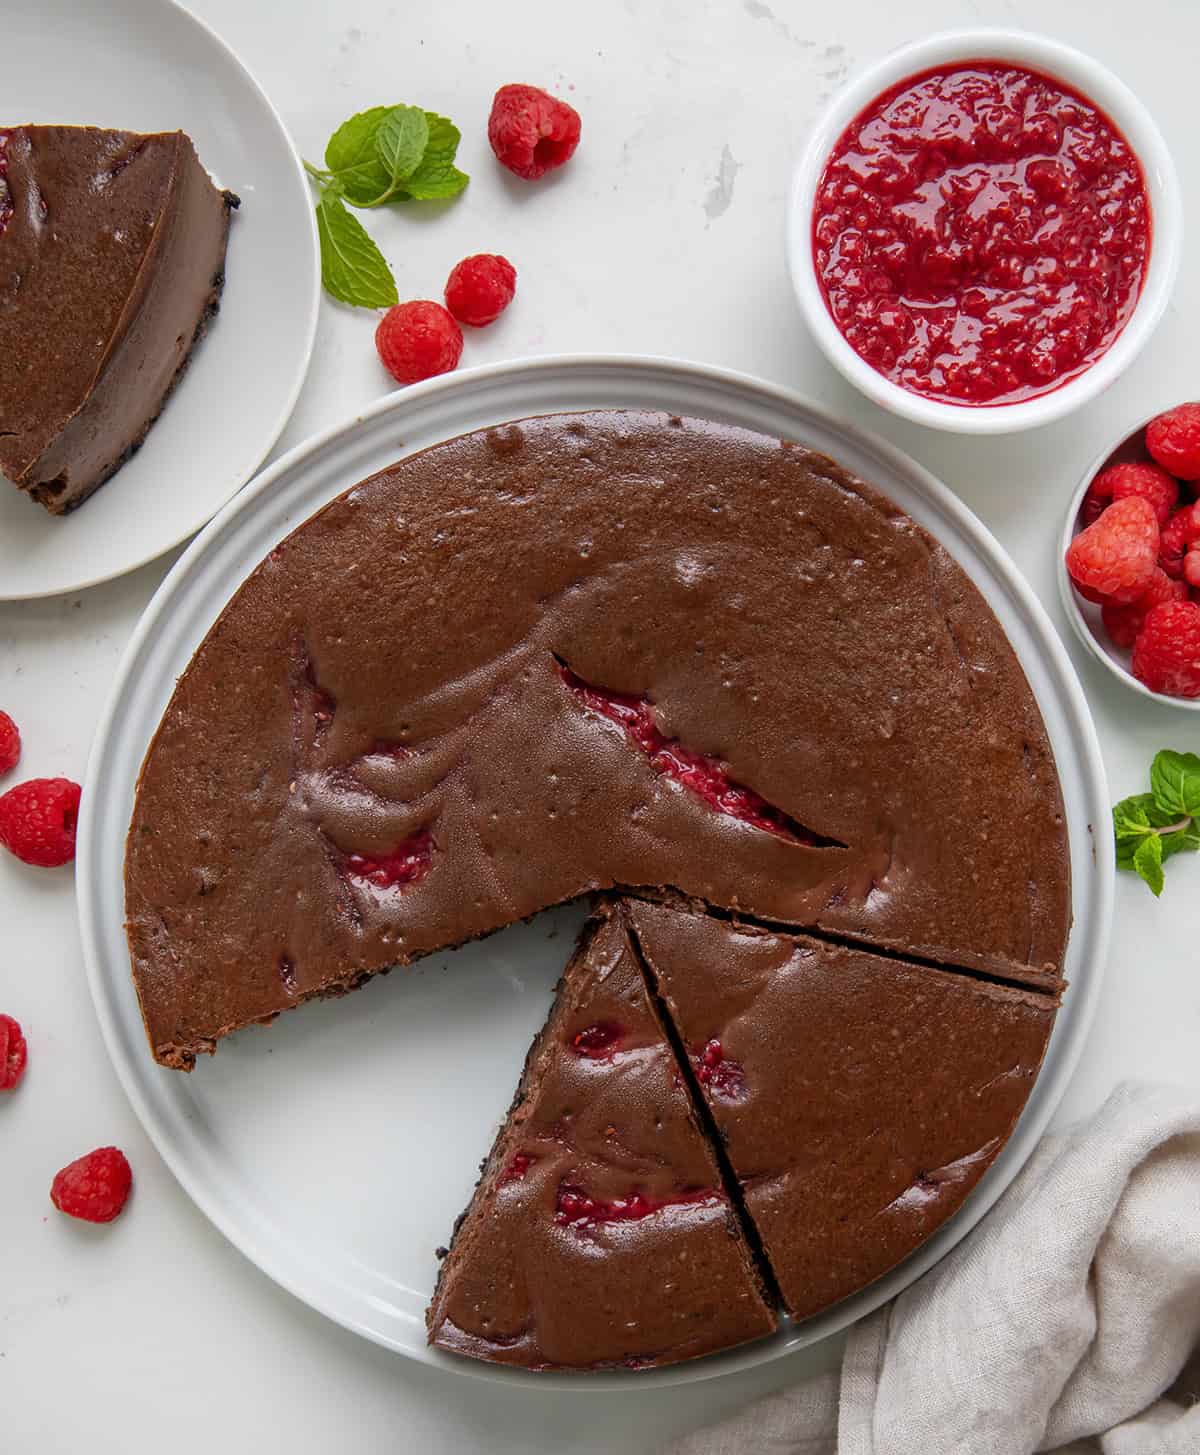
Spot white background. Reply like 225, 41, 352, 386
3, 1, 1198, 1450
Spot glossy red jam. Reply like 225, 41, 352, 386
570, 1021, 625, 1058
499, 1152, 535, 1184
345, 826, 434, 890
813, 62, 1150, 406
692, 1038, 746, 1099
555, 1183, 716, 1228
559, 662, 837, 844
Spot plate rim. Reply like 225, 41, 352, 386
76, 353, 1113, 1388
0, 0, 320, 602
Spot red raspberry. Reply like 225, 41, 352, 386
1159, 503, 1200, 578
1098, 461, 1179, 525
1080, 473, 1114, 527
1146, 403, 1200, 480
0, 777, 81, 867
1065, 496, 1159, 605
1101, 568, 1187, 647
375, 301, 462, 386
0, 1014, 27, 1091
444, 254, 517, 327
0, 711, 20, 776
488, 84, 581, 181
1132, 600, 1200, 697
1184, 549, 1200, 590
50, 1146, 132, 1224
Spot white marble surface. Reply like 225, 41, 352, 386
3, 1, 1198, 1449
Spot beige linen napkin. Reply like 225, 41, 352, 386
669, 1082, 1200, 1455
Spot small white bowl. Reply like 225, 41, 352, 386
1057, 413, 1200, 711
788, 28, 1183, 435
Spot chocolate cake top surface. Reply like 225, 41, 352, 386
426, 904, 776, 1369
626, 897, 1059, 1321
124, 409, 1070, 1068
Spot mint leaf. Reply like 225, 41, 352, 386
400, 112, 469, 200
375, 106, 429, 195
315, 188, 397, 309
1112, 793, 1156, 841
1149, 749, 1200, 820
1162, 821, 1200, 862
1133, 832, 1165, 896
324, 106, 393, 206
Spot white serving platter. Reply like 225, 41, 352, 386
76, 355, 1112, 1387
0, 0, 318, 599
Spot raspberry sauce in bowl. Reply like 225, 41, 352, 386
814, 62, 1149, 407
789, 31, 1182, 434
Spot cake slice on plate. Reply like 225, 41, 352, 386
426, 901, 777, 1369
0, 125, 236, 513
625, 897, 1060, 1322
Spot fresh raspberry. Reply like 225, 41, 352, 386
50, 1146, 132, 1224
1146, 403, 1200, 480
1065, 496, 1159, 605
375, 301, 462, 385
444, 254, 517, 327
487, 84, 581, 181
1159, 503, 1200, 579
0, 777, 81, 867
1101, 568, 1187, 648
1132, 600, 1200, 697
0, 1014, 27, 1091
1080, 472, 1115, 527
1185, 549, 1200, 590
1099, 461, 1179, 525
0, 711, 20, 776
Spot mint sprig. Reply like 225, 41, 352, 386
1112, 750, 1200, 895
304, 104, 469, 308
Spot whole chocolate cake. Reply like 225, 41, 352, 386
124, 409, 1072, 1369
125, 411, 1068, 1070
0, 125, 236, 513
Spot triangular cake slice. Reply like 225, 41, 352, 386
426, 902, 777, 1369
625, 898, 1059, 1322
0, 125, 236, 513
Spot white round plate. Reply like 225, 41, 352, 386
78, 356, 1112, 1387
0, 0, 319, 601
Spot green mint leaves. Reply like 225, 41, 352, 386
305, 105, 469, 308
1112, 750, 1200, 895
315, 191, 397, 309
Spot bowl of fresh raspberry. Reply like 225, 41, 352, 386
790, 29, 1182, 435
1059, 403, 1200, 707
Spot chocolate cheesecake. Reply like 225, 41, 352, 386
124, 411, 1070, 1071
426, 903, 777, 1368
0, 125, 236, 513
625, 897, 1059, 1321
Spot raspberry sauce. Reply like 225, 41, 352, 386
570, 1021, 624, 1058
345, 827, 434, 890
692, 1038, 746, 1099
813, 62, 1150, 406
555, 1183, 716, 1228
558, 662, 837, 844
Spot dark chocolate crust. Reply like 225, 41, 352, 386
625, 897, 1059, 1321
124, 411, 1070, 1070
426, 903, 777, 1369
0, 125, 235, 513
